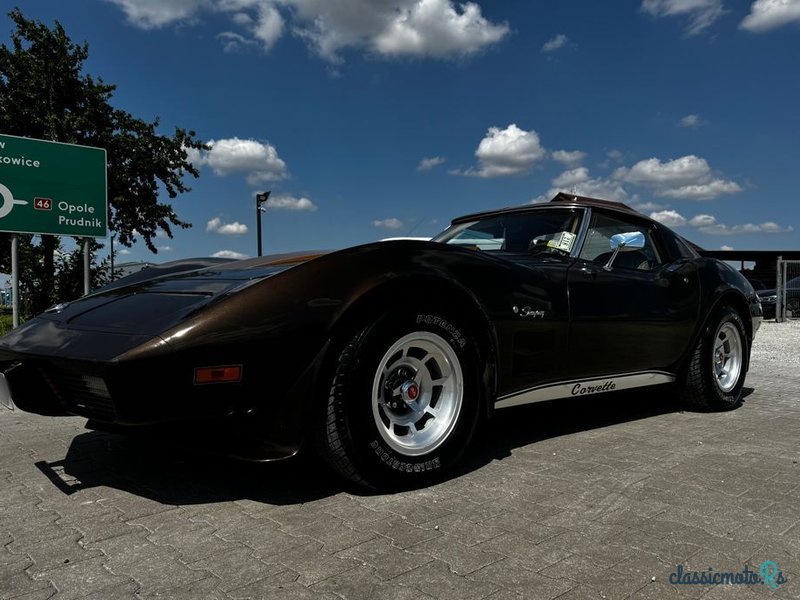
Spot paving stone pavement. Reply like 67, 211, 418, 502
2, 321, 800, 599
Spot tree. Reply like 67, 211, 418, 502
0, 8, 204, 314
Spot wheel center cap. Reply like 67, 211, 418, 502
401, 381, 420, 402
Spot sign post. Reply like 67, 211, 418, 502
0, 134, 107, 327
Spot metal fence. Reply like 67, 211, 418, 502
776, 259, 800, 322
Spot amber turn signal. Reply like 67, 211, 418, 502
194, 365, 242, 385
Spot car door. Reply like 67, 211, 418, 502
566, 210, 699, 380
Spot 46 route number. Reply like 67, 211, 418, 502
34, 197, 52, 211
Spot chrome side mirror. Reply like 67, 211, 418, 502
604, 231, 645, 271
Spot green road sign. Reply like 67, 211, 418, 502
0, 134, 107, 237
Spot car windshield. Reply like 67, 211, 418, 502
433, 208, 583, 254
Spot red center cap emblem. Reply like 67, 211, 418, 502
406, 383, 419, 400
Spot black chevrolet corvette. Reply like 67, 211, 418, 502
0, 194, 763, 487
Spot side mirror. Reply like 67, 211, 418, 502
604, 231, 645, 270
610, 231, 645, 251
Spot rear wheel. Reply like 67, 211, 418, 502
679, 306, 748, 411
319, 309, 481, 489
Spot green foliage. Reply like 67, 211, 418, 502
0, 8, 205, 315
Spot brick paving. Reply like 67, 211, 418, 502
2, 322, 800, 599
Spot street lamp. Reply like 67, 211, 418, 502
256, 191, 271, 257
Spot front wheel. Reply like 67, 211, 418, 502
318, 310, 481, 489
679, 306, 748, 411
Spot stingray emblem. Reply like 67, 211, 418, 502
0, 183, 28, 219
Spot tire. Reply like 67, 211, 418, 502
318, 309, 481, 489
679, 306, 748, 411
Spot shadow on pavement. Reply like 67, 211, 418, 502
38, 385, 751, 505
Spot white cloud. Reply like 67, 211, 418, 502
551, 149, 586, 167
369, 0, 510, 60
699, 221, 794, 235
680, 114, 702, 127
457, 124, 546, 178
105, 0, 207, 28
372, 217, 404, 230
641, 0, 725, 34
417, 156, 446, 171
658, 180, 743, 200
217, 31, 259, 52
741, 0, 800, 32
119, 248, 132, 256
207, 217, 249, 235
108, 0, 508, 61
650, 209, 687, 227
534, 168, 631, 204
615, 155, 741, 200
542, 33, 568, 53
630, 201, 665, 212
158, 245, 174, 252
686, 213, 793, 235
688, 214, 717, 227
265, 194, 318, 211
189, 137, 288, 185
721, 245, 734, 250
552, 167, 589, 188
212, 249, 250, 259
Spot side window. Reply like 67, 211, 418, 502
579, 213, 662, 271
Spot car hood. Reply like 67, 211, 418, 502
0, 250, 330, 360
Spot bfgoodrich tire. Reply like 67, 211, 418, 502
319, 310, 481, 489
679, 306, 748, 411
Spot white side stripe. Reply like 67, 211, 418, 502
495, 371, 676, 409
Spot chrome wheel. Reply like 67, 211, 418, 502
713, 321, 742, 393
371, 331, 463, 457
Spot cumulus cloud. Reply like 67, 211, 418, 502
551, 149, 586, 167
417, 156, 446, 171
637, 211, 794, 236
680, 114, 702, 127
542, 33, 568, 52
688, 214, 717, 227
699, 221, 794, 235
157, 245, 174, 252
105, 0, 206, 28
207, 217, 249, 235
372, 217, 404, 230
189, 137, 288, 185
264, 194, 318, 211
533, 168, 631, 204
369, 0, 510, 60
630, 201, 665, 212
614, 155, 741, 200
212, 249, 250, 259
641, 0, 725, 34
457, 124, 546, 178
650, 209, 687, 227
107, 0, 508, 62
721, 245, 734, 250
741, 0, 800, 32
119, 248, 132, 256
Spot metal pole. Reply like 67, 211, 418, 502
11, 234, 19, 328
110, 234, 115, 281
83, 238, 90, 295
257, 198, 263, 257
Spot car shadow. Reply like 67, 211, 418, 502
38, 385, 751, 504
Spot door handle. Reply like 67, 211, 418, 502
581, 267, 598, 280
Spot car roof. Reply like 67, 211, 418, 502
451, 192, 643, 224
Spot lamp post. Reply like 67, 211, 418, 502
256, 191, 271, 257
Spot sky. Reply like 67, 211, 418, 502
6, 0, 800, 263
